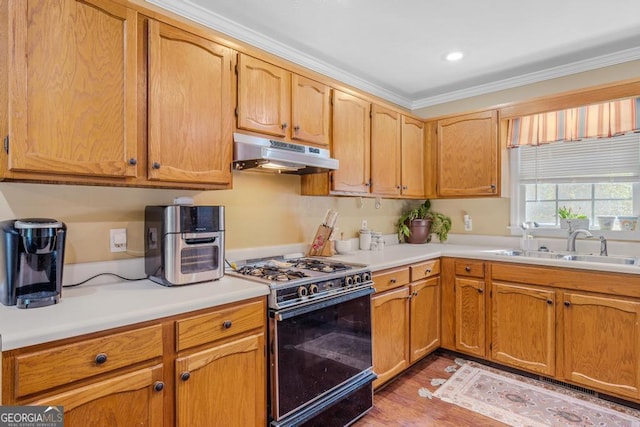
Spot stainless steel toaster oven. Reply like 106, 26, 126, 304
145, 205, 224, 286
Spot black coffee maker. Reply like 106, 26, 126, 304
0, 218, 67, 308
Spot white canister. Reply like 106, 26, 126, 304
359, 229, 371, 250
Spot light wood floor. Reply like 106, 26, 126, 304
354, 352, 507, 426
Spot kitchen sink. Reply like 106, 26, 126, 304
560, 254, 638, 265
494, 249, 638, 265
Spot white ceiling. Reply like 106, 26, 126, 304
147, 0, 640, 109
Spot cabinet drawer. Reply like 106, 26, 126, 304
373, 267, 410, 293
454, 259, 485, 278
410, 259, 440, 281
14, 324, 163, 398
176, 299, 265, 352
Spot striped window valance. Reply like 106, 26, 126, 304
507, 97, 640, 148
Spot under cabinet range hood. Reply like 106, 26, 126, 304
232, 132, 338, 174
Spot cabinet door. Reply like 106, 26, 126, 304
291, 75, 330, 146
410, 277, 440, 363
8, 0, 138, 178
372, 286, 410, 388
371, 104, 401, 196
437, 110, 498, 197
237, 54, 290, 137
147, 21, 233, 184
491, 282, 556, 376
563, 292, 640, 399
32, 365, 164, 427
401, 115, 425, 198
454, 277, 485, 357
331, 90, 371, 194
175, 333, 266, 427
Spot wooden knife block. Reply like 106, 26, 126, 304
307, 225, 335, 257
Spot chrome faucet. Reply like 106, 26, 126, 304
599, 236, 608, 256
566, 229, 593, 252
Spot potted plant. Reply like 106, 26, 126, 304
558, 206, 589, 230
397, 200, 452, 244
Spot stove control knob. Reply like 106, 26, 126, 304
353, 274, 362, 284
297, 286, 308, 297
309, 284, 319, 295
362, 272, 372, 282
344, 276, 354, 286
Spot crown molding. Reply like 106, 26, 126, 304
411, 47, 640, 109
147, 1, 640, 111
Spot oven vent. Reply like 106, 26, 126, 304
538, 376, 597, 396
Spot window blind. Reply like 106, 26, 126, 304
518, 133, 640, 183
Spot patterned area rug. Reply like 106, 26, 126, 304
432, 361, 640, 426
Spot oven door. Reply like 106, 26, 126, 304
269, 286, 374, 421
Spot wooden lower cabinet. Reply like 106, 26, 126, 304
562, 291, 640, 399
454, 277, 485, 357
372, 260, 441, 388
372, 286, 410, 388
175, 333, 266, 427
410, 277, 441, 363
32, 365, 165, 427
1, 298, 267, 426
491, 282, 556, 376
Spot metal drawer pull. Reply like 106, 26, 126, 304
223, 320, 233, 329
425, 268, 432, 274
180, 372, 191, 381
389, 278, 397, 284
564, 301, 571, 307
465, 266, 471, 272
154, 381, 165, 392
95, 353, 108, 364
478, 288, 484, 294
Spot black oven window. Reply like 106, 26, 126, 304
273, 293, 372, 419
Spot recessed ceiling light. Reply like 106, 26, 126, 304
446, 51, 464, 62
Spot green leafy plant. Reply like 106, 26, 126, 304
557, 206, 587, 219
397, 200, 452, 243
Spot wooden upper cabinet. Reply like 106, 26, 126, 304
401, 115, 425, 198
371, 104, 401, 196
7, 0, 138, 178
437, 110, 498, 197
147, 20, 233, 185
237, 54, 329, 147
331, 90, 371, 194
291, 74, 330, 146
237, 54, 290, 138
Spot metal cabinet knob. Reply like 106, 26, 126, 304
223, 320, 233, 329
465, 266, 471, 272
281, 123, 288, 130
547, 299, 553, 305
478, 288, 484, 294
389, 278, 397, 284
180, 372, 191, 381
128, 158, 137, 166
95, 353, 108, 364
425, 268, 432, 274
154, 381, 165, 392
564, 301, 571, 307
152, 162, 161, 169
293, 125, 300, 131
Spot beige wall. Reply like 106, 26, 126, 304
0, 174, 422, 264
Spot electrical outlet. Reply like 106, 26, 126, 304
110, 228, 127, 252
361, 219, 368, 230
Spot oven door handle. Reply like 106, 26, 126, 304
270, 286, 374, 321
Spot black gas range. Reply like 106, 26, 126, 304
228, 257, 373, 310
227, 256, 376, 427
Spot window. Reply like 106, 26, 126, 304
510, 132, 640, 234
